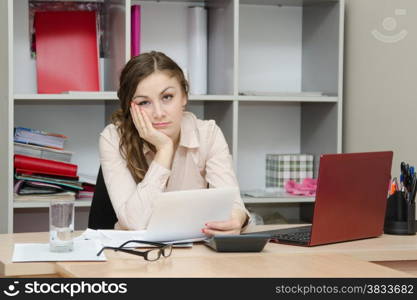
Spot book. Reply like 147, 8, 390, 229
34, 10, 100, 93
14, 142, 73, 163
15, 173, 83, 191
131, 5, 141, 57
14, 180, 68, 195
14, 127, 67, 150
76, 191, 94, 200
14, 154, 78, 178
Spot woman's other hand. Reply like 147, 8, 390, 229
202, 209, 248, 236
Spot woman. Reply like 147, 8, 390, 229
99, 51, 250, 235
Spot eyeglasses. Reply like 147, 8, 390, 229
96, 240, 173, 261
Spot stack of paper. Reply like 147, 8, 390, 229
12, 240, 106, 262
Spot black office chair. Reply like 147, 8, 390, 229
88, 167, 118, 229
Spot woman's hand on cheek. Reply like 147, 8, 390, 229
130, 102, 173, 151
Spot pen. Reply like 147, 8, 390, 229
400, 174, 405, 192
389, 181, 396, 195
407, 176, 416, 234
393, 177, 399, 191
400, 162, 412, 192
411, 174, 417, 204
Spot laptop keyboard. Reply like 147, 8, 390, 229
245, 225, 312, 245
274, 229, 311, 244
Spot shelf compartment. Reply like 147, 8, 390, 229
237, 101, 339, 190
14, 0, 128, 94
238, 0, 341, 96
14, 101, 105, 178
13, 205, 90, 233
132, 0, 235, 95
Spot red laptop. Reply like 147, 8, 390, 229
264, 151, 393, 246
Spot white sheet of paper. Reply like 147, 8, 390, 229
76, 229, 195, 247
12, 240, 106, 262
145, 187, 236, 242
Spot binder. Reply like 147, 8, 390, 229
34, 11, 100, 93
14, 154, 78, 178
131, 5, 141, 57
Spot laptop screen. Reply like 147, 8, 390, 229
309, 151, 393, 246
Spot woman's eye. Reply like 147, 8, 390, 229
162, 95, 173, 101
138, 101, 150, 106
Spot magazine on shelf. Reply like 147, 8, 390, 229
14, 127, 67, 150
14, 142, 73, 163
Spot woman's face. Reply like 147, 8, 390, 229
131, 71, 187, 142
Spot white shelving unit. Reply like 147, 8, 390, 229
0, 0, 344, 233
13, 200, 92, 209
242, 196, 315, 204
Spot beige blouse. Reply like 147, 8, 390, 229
99, 111, 250, 230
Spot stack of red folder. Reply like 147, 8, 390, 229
14, 154, 77, 179
13, 155, 83, 198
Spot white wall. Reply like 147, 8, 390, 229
343, 0, 417, 176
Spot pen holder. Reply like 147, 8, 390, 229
384, 191, 416, 235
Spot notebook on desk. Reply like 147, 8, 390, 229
248, 151, 393, 246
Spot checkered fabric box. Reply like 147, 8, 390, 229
266, 154, 314, 188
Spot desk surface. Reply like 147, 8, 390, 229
1, 225, 417, 278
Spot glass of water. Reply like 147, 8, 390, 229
49, 199, 75, 252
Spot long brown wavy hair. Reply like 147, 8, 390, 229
112, 51, 189, 183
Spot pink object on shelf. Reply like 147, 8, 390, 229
131, 5, 141, 57
284, 178, 317, 196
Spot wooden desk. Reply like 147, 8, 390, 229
1, 225, 417, 278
